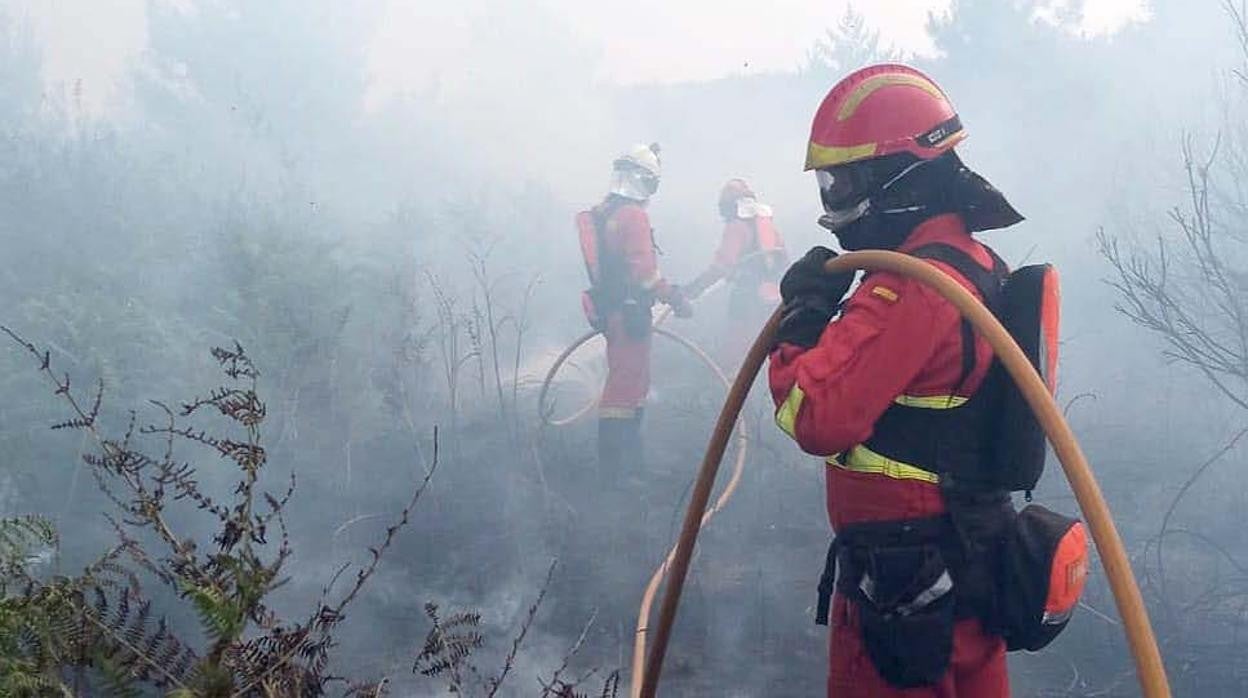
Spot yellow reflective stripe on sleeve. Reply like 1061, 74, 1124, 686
893, 394, 968, 409
774, 384, 805, 439
829, 445, 940, 484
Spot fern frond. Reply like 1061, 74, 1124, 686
92, 646, 143, 698
0, 664, 73, 697
412, 602, 483, 680
0, 516, 57, 572
75, 586, 199, 690
182, 581, 245, 644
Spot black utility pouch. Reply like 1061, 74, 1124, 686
620, 297, 652, 338
943, 486, 1016, 622
581, 289, 605, 332
850, 543, 956, 689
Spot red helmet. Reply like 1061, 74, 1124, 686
805, 64, 965, 171
718, 178, 754, 217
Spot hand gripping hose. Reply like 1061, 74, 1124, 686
637, 250, 1170, 698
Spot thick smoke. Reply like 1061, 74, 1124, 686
1, 1, 1246, 695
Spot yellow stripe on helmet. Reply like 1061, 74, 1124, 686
836, 73, 947, 122
804, 141, 878, 171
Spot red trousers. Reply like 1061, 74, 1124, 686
600, 313, 650, 415
826, 594, 1009, 698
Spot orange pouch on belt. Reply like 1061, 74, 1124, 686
997, 504, 1088, 651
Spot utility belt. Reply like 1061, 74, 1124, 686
582, 285, 654, 337
818, 515, 955, 624
818, 514, 964, 688
815, 487, 1085, 688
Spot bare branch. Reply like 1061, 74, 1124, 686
487, 557, 559, 697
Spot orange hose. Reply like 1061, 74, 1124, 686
534, 320, 753, 697
629, 327, 748, 698
537, 279, 726, 427
638, 250, 1170, 698
537, 330, 602, 427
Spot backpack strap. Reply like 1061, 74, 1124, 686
908, 243, 1007, 391
814, 537, 839, 626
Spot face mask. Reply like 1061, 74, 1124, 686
736, 197, 774, 219
824, 209, 920, 251
817, 198, 871, 233
815, 158, 933, 250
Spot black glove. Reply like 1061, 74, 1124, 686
773, 246, 855, 348
779, 246, 854, 305
667, 285, 694, 318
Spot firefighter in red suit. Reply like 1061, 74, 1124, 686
688, 179, 788, 365
585, 144, 692, 471
768, 65, 1024, 697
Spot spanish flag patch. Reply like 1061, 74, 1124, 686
871, 285, 900, 303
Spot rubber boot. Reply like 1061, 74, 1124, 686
598, 416, 627, 474
597, 410, 645, 478
621, 408, 645, 476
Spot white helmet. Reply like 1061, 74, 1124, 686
609, 143, 662, 201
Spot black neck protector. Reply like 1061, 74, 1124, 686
825, 152, 1023, 251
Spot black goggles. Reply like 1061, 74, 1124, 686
815, 153, 920, 212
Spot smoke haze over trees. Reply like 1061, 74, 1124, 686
3, 0, 1248, 695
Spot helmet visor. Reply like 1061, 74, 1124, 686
611, 161, 660, 199
638, 171, 659, 197
815, 153, 919, 213
815, 168, 867, 212
615, 162, 659, 197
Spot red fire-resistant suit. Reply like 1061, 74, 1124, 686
713, 215, 784, 366
689, 212, 786, 367
711, 216, 785, 306
595, 199, 679, 418
769, 214, 1010, 697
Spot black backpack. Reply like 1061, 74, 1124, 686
909, 243, 1061, 495
912, 244, 1086, 652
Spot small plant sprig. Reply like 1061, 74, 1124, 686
412, 559, 620, 698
